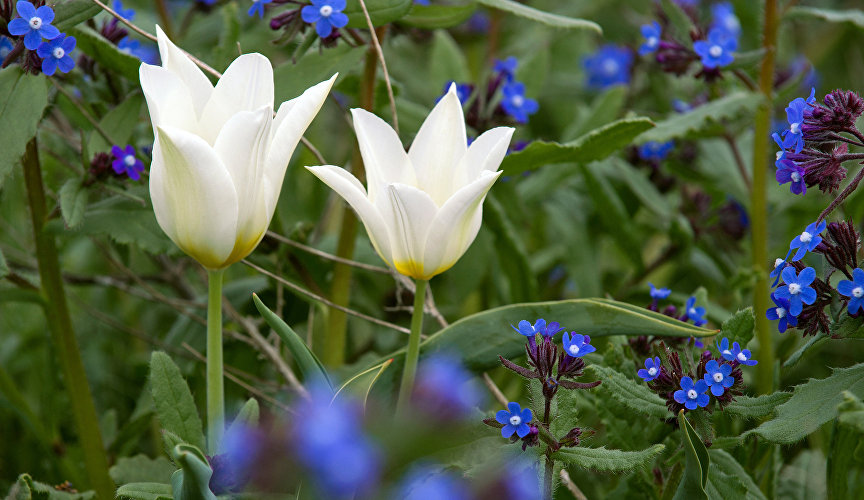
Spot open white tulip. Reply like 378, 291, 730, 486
140, 26, 335, 269
307, 84, 514, 280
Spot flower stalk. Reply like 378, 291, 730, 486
206, 267, 225, 453
396, 279, 427, 414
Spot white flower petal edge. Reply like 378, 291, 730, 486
306, 84, 514, 280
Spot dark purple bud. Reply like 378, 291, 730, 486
814, 220, 860, 273
810, 89, 864, 131
787, 143, 848, 194
559, 427, 582, 447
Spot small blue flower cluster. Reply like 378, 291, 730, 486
765, 221, 823, 333
512, 318, 595, 358
693, 2, 740, 69
495, 57, 539, 123
638, 141, 675, 162
773, 89, 817, 195
583, 45, 632, 90
646, 283, 707, 327
413, 354, 484, 417
6, 1, 76, 75
249, 0, 348, 39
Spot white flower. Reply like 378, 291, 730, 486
140, 26, 334, 269
307, 84, 513, 280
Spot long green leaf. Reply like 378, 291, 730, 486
722, 392, 792, 420
708, 450, 767, 500
636, 92, 763, 144
54, 0, 104, 31
148, 352, 206, 451
0, 68, 47, 189
110, 455, 176, 486
115, 483, 173, 500
400, 3, 477, 29
68, 26, 140, 80
588, 365, 669, 418
785, 7, 864, 29
674, 411, 709, 500
554, 444, 665, 472
253, 294, 333, 390
343, 0, 414, 28
475, 0, 601, 32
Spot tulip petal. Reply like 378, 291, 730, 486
351, 107, 414, 203
199, 53, 274, 144
379, 184, 439, 279
305, 165, 393, 267
264, 75, 336, 217
408, 83, 468, 205
150, 126, 239, 269
139, 64, 198, 132
213, 106, 272, 263
421, 170, 502, 277
154, 25, 213, 117
458, 126, 514, 183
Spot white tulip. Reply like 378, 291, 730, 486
140, 26, 335, 269
307, 84, 514, 280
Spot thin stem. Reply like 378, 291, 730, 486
265, 231, 389, 273
817, 166, 864, 223
356, 0, 398, 133
206, 268, 225, 453
723, 133, 752, 190
544, 455, 554, 500
751, 0, 779, 394
22, 139, 114, 498
396, 279, 428, 415
155, 0, 175, 39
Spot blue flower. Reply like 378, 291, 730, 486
769, 252, 791, 286
781, 89, 816, 153
8, 1, 61, 50
415, 354, 483, 416
562, 332, 595, 358
111, 145, 145, 180
247, 0, 272, 18
502, 459, 541, 498
673, 376, 709, 410
495, 402, 533, 438
683, 296, 706, 327
637, 357, 662, 382
511, 318, 546, 338
398, 465, 471, 500
703, 360, 734, 396
775, 266, 816, 316
301, 0, 349, 38
583, 45, 632, 89
638, 141, 674, 161
112, 0, 135, 20
639, 21, 662, 55
500, 82, 538, 124
716, 337, 733, 359
649, 282, 671, 300
36, 35, 76, 76
775, 159, 806, 195
710, 2, 741, 39
673, 99, 692, 113
413, 0, 431, 5
693, 28, 736, 69
117, 37, 158, 65
437, 81, 472, 104
494, 56, 518, 81
766, 293, 797, 333
789, 220, 826, 261
724, 341, 757, 366
0, 37, 14, 61
772, 132, 787, 163
837, 268, 864, 315
540, 321, 564, 339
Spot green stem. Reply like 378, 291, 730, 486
206, 268, 225, 453
22, 139, 114, 498
752, 0, 778, 394
396, 279, 427, 414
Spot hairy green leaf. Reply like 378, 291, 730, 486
723, 392, 792, 419
475, 0, 602, 32
785, 7, 864, 29
554, 444, 665, 472
0, 248, 8, 280
400, 3, 477, 29
719, 308, 755, 348
708, 450, 767, 500
110, 455, 176, 486
588, 365, 669, 419
674, 411, 709, 500
68, 26, 140, 80
115, 483, 172, 500
0, 68, 47, 189
54, 0, 104, 31
149, 352, 206, 451
637, 92, 763, 143
58, 179, 88, 230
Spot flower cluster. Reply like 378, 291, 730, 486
256, 0, 349, 42
445, 56, 539, 126
3, 1, 76, 75
583, 45, 632, 90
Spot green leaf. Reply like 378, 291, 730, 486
660, 0, 696, 39
5, 474, 96, 500
273, 44, 364, 105
785, 7, 864, 29
110, 455, 177, 486
400, 3, 477, 29
149, 352, 206, 451
674, 411, 709, 500
485, 194, 538, 303
53, 0, 105, 31
0, 67, 48, 189
554, 444, 665, 472
58, 178, 88, 229
587, 365, 669, 419
0, 248, 8, 280
334, 359, 394, 407
830, 314, 864, 338
212, 1, 240, 71
115, 483, 173, 500
708, 449, 767, 500
564, 86, 628, 140
719, 308, 755, 348
746, 362, 864, 444
636, 92, 763, 144
343, 0, 414, 29
475, 0, 602, 32
228, 398, 260, 434
169, 444, 216, 500
828, 392, 864, 500
580, 162, 643, 268
429, 30, 470, 84
87, 94, 144, 155
501, 117, 656, 176
783, 333, 829, 368
722, 392, 792, 419
68, 26, 140, 80
253, 294, 333, 389
605, 158, 674, 221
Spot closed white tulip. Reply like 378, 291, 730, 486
140, 26, 335, 269
307, 84, 514, 280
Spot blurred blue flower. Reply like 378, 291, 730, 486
437, 81, 472, 104
639, 21, 661, 55
649, 283, 672, 300
710, 2, 741, 39
673, 376, 709, 410
494, 56, 518, 81
781, 88, 816, 153
503, 460, 541, 499
775, 266, 816, 316
414, 354, 484, 416
683, 296, 706, 327
111, 145, 145, 180
638, 141, 674, 161
562, 332, 595, 358
0, 37, 14, 61
36, 35, 76, 76
8, 1, 60, 50
117, 37, 159, 65
398, 465, 470, 500
301, 0, 349, 38
247, 0, 272, 18
789, 220, 826, 261
775, 159, 806, 195
703, 360, 734, 396
496, 402, 533, 438
637, 356, 662, 382
500, 82, 538, 123
693, 28, 736, 69
414, 0, 431, 5
583, 45, 632, 89
112, 0, 135, 20
837, 268, 864, 314
511, 319, 546, 338
766, 293, 797, 333
673, 99, 692, 113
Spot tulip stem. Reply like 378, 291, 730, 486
206, 268, 225, 453
396, 279, 427, 414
